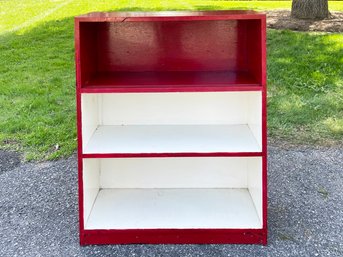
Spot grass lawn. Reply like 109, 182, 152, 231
0, 1, 342, 160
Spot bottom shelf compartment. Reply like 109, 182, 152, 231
82, 157, 264, 233
85, 188, 262, 230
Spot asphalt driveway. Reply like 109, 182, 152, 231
0, 146, 342, 257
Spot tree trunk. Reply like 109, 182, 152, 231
291, 0, 329, 19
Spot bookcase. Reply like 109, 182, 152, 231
75, 10, 267, 245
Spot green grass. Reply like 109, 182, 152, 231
268, 31, 343, 145
0, 1, 342, 160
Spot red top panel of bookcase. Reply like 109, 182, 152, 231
75, 10, 265, 22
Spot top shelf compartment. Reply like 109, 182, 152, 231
75, 11, 266, 92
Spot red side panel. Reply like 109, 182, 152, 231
74, 20, 85, 241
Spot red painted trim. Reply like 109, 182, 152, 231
261, 14, 268, 237
261, 14, 268, 242
262, 155, 268, 242
76, 16, 265, 23
76, 95, 84, 236
262, 83, 268, 243
75, 11, 265, 23
124, 15, 264, 22
81, 228, 267, 245
82, 152, 263, 158
75, 19, 85, 243
76, 90, 85, 243
261, 16, 267, 87
80, 86, 262, 94
74, 21, 81, 90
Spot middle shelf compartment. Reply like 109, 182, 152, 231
81, 91, 262, 155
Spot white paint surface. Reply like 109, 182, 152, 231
100, 157, 250, 188
81, 90, 264, 229
85, 188, 262, 229
247, 92, 262, 148
81, 92, 262, 153
83, 159, 100, 223
99, 92, 255, 125
83, 124, 261, 154
248, 157, 263, 223
81, 94, 99, 150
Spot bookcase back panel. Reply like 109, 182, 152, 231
101, 20, 238, 72
83, 20, 256, 72
82, 92, 261, 125
97, 157, 261, 189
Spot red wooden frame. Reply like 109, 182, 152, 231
81, 229, 267, 245
75, 10, 267, 245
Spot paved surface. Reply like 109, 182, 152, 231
0, 146, 342, 257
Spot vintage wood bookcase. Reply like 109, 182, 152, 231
75, 10, 267, 245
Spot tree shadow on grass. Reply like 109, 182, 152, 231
267, 10, 343, 33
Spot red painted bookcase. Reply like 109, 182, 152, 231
75, 11, 267, 245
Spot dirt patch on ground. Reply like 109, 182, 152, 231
266, 10, 343, 32
0, 150, 21, 175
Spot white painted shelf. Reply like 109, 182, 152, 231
83, 124, 261, 154
85, 188, 262, 229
